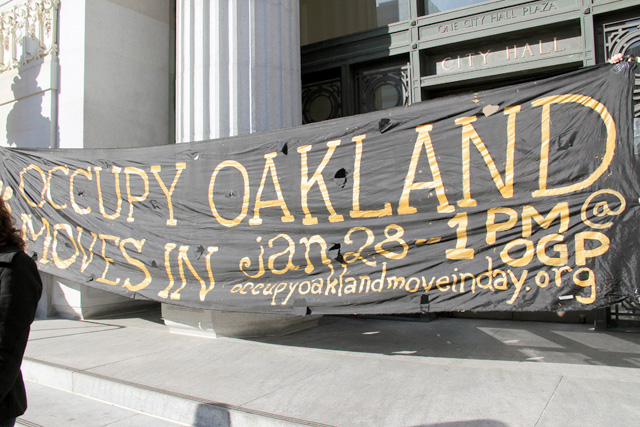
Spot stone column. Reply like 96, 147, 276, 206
166, 0, 317, 338
50, 0, 175, 319
176, 0, 301, 142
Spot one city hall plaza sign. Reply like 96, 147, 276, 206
2, 64, 639, 315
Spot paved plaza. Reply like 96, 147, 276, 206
18, 309, 640, 426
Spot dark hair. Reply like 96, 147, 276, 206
0, 197, 25, 250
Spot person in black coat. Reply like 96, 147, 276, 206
0, 197, 42, 427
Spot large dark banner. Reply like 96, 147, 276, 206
1, 63, 638, 315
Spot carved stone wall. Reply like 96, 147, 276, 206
0, 0, 58, 72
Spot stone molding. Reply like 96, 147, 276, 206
0, 0, 59, 72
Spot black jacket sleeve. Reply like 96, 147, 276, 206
0, 251, 43, 403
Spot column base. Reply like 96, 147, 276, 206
36, 272, 58, 319
51, 278, 156, 319
161, 304, 321, 339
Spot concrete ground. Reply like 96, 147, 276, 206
18, 308, 640, 427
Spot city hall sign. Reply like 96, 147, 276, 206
1, 63, 638, 315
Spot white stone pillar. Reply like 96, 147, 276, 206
50, 0, 175, 319
176, 0, 301, 142
168, 0, 316, 338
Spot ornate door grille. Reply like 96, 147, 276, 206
301, 77, 342, 124
356, 64, 410, 114
604, 17, 640, 117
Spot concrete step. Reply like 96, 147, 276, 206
22, 358, 329, 427
18, 381, 183, 427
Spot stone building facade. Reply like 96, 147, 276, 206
0, 0, 638, 332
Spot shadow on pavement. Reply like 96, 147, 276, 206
249, 315, 640, 368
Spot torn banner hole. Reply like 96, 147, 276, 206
482, 104, 500, 117
277, 141, 288, 155
379, 118, 400, 133
328, 243, 345, 263
334, 168, 348, 188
